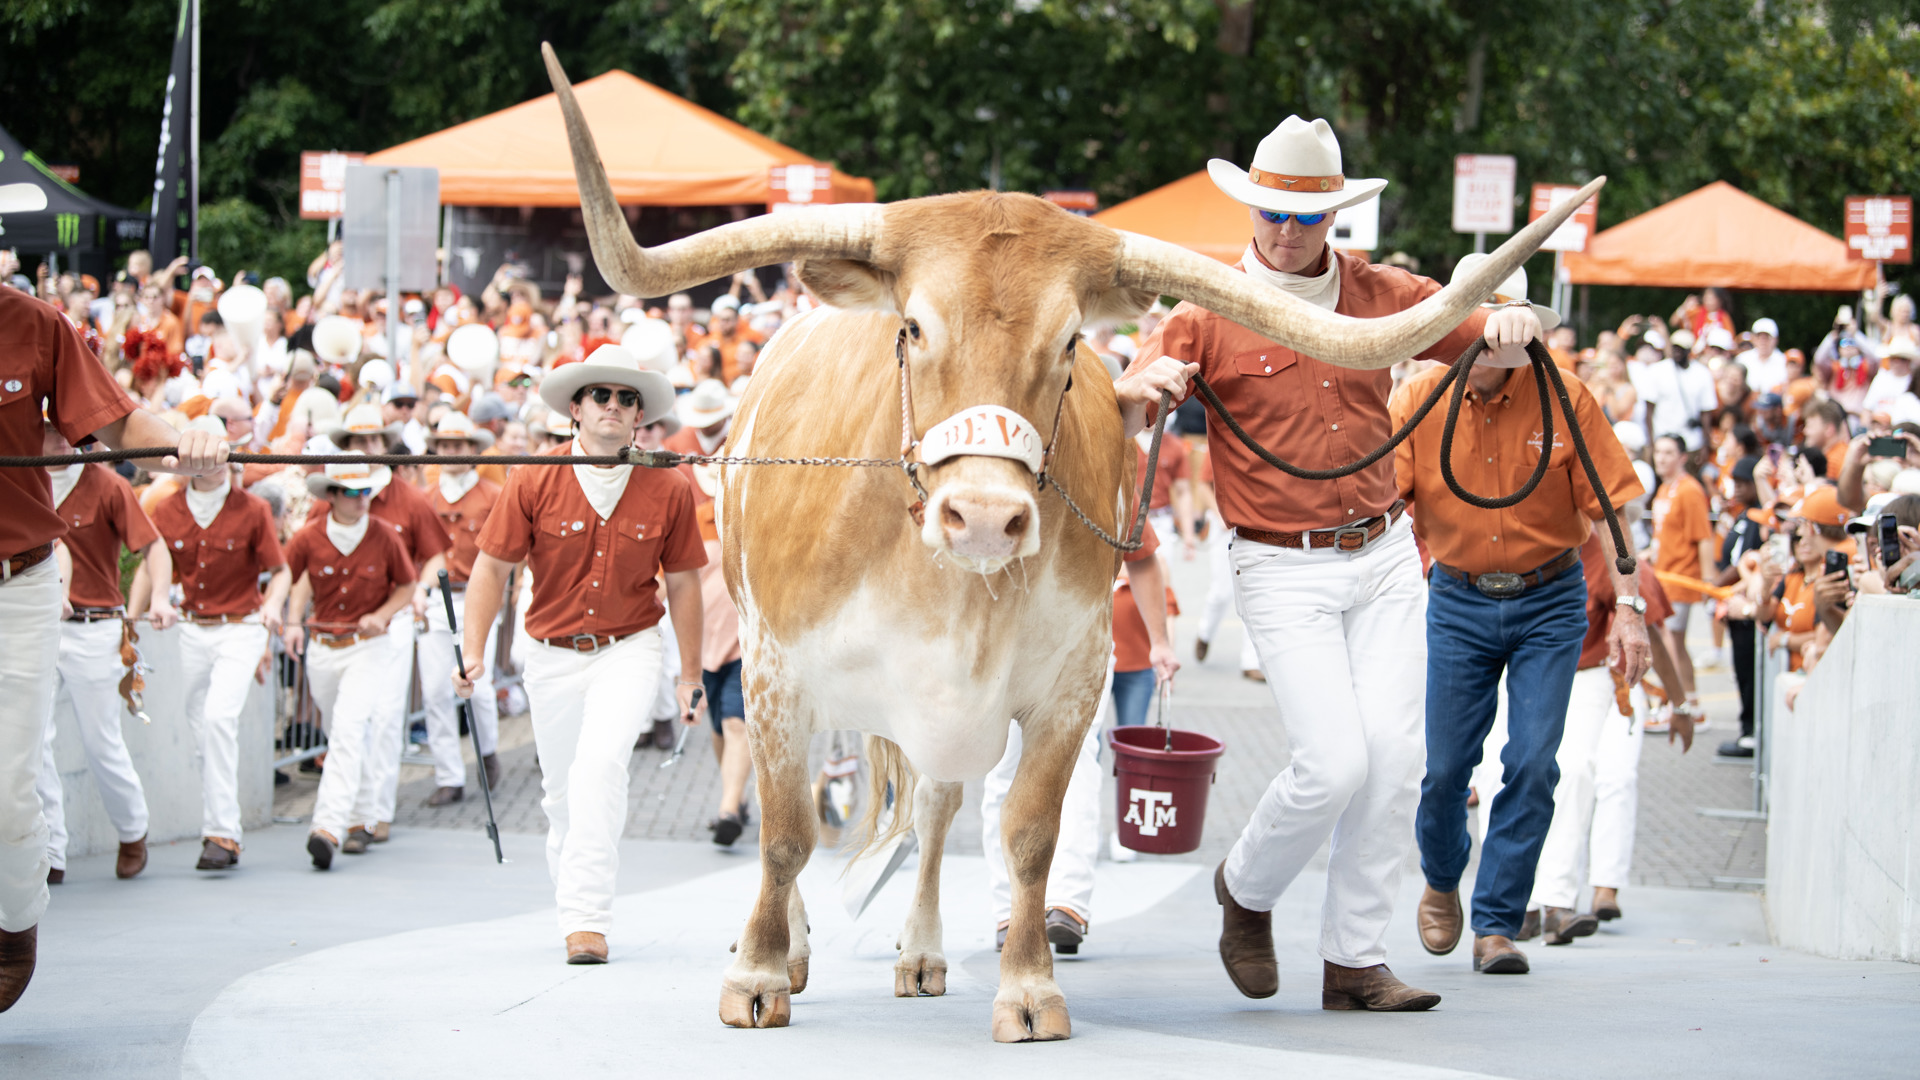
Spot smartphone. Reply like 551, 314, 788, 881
1878, 514, 1902, 571
1823, 549, 1850, 581
1868, 435, 1908, 459
1766, 532, 1794, 572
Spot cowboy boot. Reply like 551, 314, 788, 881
1214, 862, 1277, 998
1592, 886, 1623, 922
1473, 934, 1530, 974
1322, 962, 1442, 1011
116, 835, 148, 879
1418, 885, 1463, 955
0, 925, 35, 1012
1517, 908, 1541, 942
1542, 906, 1599, 946
566, 931, 608, 965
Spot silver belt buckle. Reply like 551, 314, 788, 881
1475, 572, 1526, 599
570, 633, 601, 653
1331, 525, 1371, 552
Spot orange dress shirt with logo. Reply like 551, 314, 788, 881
150, 486, 286, 618
1652, 473, 1712, 604
1131, 250, 1488, 533
477, 446, 706, 642
285, 518, 418, 633
54, 464, 159, 609
430, 477, 502, 585
1390, 362, 1642, 577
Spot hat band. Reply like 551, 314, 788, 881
1247, 168, 1345, 193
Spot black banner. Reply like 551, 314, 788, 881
148, 0, 193, 261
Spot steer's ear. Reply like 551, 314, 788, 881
796, 258, 899, 314
1083, 285, 1158, 329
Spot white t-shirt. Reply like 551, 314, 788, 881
1862, 368, 1914, 416
1629, 358, 1718, 451
1735, 347, 1788, 395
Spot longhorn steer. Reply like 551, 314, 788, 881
542, 43, 1588, 1043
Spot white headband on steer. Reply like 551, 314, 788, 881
918, 405, 1044, 474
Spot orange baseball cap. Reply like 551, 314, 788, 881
1789, 485, 1849, 527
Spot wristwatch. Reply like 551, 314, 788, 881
1616, 595, 1647, 616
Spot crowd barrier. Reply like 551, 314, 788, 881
1765, 595, 1920, 962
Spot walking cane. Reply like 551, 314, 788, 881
441, 570, 504, 863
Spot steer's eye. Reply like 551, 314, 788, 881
906, 319, 922, 342
1065, 335, 1078, 360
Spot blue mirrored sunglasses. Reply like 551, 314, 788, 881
1258, 210, 1328, 225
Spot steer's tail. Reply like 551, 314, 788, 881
853, 735, 917, 861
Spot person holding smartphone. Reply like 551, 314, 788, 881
1759, 487, 1855, 678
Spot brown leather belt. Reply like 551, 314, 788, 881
1433, 548, 1581, 599
541, 631, 633, 653
2, 542, 54, 582
66, 606, 126, 623
311, 631, 364, 649
1235, 501, 1406, 553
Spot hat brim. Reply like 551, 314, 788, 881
539, 363, 678, 427
305, 464, 392, 498
431, 429, 495, 451
1207, 160, 1387, 216
647, 412, 684, 436
676, 400, 738, 429
319, 420, 405, 443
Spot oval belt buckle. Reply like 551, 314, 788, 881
1475, 572, 1526, 599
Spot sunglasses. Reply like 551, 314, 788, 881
583, 386, 641, 408
1258, 210, 1328, 225
507, 375, 534, 388
336, 487, 373, 498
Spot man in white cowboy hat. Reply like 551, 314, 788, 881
308, 400, 452, 842
285, 454, 420, 868
1113, 114, 1545, 1012
457, 344, 705, 964
664, 378, 737, 457
134, 415, 291, 870
417, 411, 503, 807
1388, 255, 1647, 975
380, 379, 427, 454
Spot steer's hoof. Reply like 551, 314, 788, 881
787, 957, 809, 996
991, 995, 1071, 1042
720, 982, 792, 1029
895, 952, 948, 997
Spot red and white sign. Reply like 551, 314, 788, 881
1845, 196, 1912, 263
1452, 154, 1516, 234
300, 151, 365, 220
1528, 183, 1600, 253
770, 164, 834, 206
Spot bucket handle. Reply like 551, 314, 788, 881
1156, 679, 1173, 752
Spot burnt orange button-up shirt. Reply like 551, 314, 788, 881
1131, 250, 1488, 534
1391, 362, 1643, 577
55, 464, 159, 609
477, 445, 706, 642
150, 486, 286, 618
430, 477, 501, 585
285, 517, 417, 632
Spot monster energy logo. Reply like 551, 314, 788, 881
56, 213, 80, 247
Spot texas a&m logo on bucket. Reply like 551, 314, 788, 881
1123, 788, 1177, 835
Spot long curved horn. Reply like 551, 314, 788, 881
542, 43, 884, 297
1111, 176, 1605, 370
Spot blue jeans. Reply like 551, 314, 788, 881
1110, 668, 1155, 727
1416, 558, 1587, 939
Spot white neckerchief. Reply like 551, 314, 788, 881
186, 476, 231, 529
439, 468, 480, 505
49, 463, 83, 508
327, 513, 370, 557
570, 439, 632, 521
1241, 243, 1342, 312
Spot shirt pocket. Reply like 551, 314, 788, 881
1231, 347, 1308, 416
538, 515, 592, 554
1508, 462, 1575, 527
614, 518, 666, 579
0, 366, 36, 419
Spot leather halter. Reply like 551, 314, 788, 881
894, 327, 1073, 526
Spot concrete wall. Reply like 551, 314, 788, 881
1766, 594, 1920, 963
47, 624, 275, 858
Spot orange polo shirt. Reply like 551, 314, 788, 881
150, 486, 286, 618
53, 464, 159, 609
1391, 363, 1642, 577
1132, 249, 1488, 533
1652, 473, 1712, 603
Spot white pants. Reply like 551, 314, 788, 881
650, 605, 682, 722
1476, 667, 1644, 908
418, 588, 499, 789
306, 636, 389, 841
365, 611, 419, 826
1221, 517, 1428, 968
982, 664, 1113, 925
0, 559, 60, 932
1198, 511, 1260, 671
180, 621, 268, 842
37, 619, 149, 868
523, 628, 663, 936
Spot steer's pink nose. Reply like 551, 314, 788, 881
939, 492, 1034, 559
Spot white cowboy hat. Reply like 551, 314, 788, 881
1208, 115, 1386, 217
1449, 252, 1561, 369
538, 343, 676, 427
430, 410, 495, 451
676, 379, 738, 429
0, 183, 48, 214
320, 401, 404, 444
538, 411, 576, 440
619, 318, 679, 374
305, 451, 390, 497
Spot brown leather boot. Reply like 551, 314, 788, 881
45, 868, 63, 885
0, 925, 35, 1012
1322, 962, 1441, 1011
342, 827, 375, 854
1473, 934, 1530, 973
1592, 886, 1622, 921
196, 838, 239, 871
566, 931, 608, 965
116, 835, 148, 879
423, 786, 464, 807
1418, 885, 1463, 955
1542, 906, 1599, 945
1517, 908, 1541, 941
370, 822, 391, 844
1214, 862, 1277, 998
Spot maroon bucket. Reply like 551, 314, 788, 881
1107, 726, 1225, 855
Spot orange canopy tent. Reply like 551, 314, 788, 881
366, 70, 874, 207
1564, 181, 1872, 291
1092, 170, 1251, 263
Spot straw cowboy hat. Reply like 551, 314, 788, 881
1208, 115, 1386, 217
676, 379, 738, 429
538, 343, 676, 427
1448, 252, 1561, 369
430, 410, 495, 451
305, 451, 390, 498
320, 402, 404, 444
